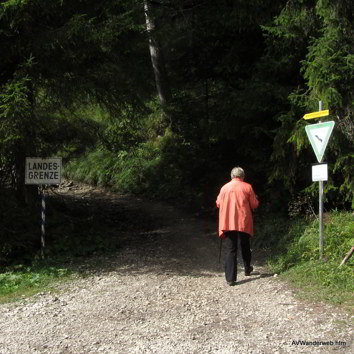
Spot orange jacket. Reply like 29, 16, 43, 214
216, 178, 259, 238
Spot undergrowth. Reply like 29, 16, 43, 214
63, 132, 208, 203
259, 210, 354, 310
0, 261, 73, 304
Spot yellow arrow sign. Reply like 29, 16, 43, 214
303, 110, 329, 120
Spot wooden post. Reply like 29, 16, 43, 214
339, 246, 354, 267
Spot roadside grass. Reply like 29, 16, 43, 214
280, 261, 353, 312
0, 261, 75, 304
257, 210, 354, 312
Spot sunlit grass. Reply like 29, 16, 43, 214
264, 211, 354, 311
0, 263, 74, 304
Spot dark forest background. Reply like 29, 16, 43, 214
1, 0, 353, 264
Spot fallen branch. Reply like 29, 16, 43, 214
339, 246, 354, 267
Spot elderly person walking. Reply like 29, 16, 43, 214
216, 167, 259, 286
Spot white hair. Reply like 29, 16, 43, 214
231, 167, 245, 179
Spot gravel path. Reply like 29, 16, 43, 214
0, 187, 352, 353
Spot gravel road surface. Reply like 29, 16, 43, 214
0, 185, 352, 353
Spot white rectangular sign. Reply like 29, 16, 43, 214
312, 163, 328, 182
25, 157, 62, 185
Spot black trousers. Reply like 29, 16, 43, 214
224, 231, 252, 282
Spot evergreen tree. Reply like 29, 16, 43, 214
0, 0, 152, 201
263, 0, 353, 208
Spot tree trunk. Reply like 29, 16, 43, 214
144, 0, 171, 128
25, 81, 39, 206
14, 80, 38, 206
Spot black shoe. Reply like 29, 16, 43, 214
227, 281, 236, 286
245, 266, 253, 276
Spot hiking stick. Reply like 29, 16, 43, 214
217, 208, 222, 263
218, 237, 222, 263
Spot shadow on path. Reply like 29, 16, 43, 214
52, 185, 270, 280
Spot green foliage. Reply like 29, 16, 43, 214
1, 0, 354, 272
0, 262, 72, 303
284, 261, 353, 308
269, 211, 354, 273
64, 133, 180, 198
263, 0, 354, 208
0, 0, 151, 107
333, 154, 354, 208
98, 108, 147, 153
64, 124, 220, 208
0, 189, 40, 264
0, 0, 154, 202
253, 211, 307, 251
303, 0, 354, 108
64, 150, 122, 187
37, 113, 100, 159
264, 210, 354, 308
0, 83, 100, 188
0, 76, 34, 187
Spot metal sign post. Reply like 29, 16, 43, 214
318, 102, 324, 260
318, 101, 329, 259
25, 157, 62, 259
319, 179, 324, 259
304, 101, 335, 260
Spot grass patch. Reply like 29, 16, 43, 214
282, 261, 353, 312
265, 210, 354, 311
63, 144, 164, 195
63, 133, 193, 200
0, 261, 74, 304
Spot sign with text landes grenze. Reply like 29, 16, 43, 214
25, 157, 62, 185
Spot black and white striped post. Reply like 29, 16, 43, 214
25, 157, 62, 259
41, 185, 46, 259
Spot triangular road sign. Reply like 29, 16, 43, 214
305, 121, 335, 162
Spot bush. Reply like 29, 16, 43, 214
0, 189, 41, 265
269, 211, 354, 273
253, 211, 307, 251
266, 211, 354, 308
63, 131, 207, 202
63, 143, 163, 195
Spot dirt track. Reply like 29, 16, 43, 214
0, 184, 352, 353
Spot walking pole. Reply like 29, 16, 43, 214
218, 238, 222, 263
217, 209, 222, 263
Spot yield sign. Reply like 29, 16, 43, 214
305, 121, 335, 162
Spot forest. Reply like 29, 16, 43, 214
0, 0, 353, 268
